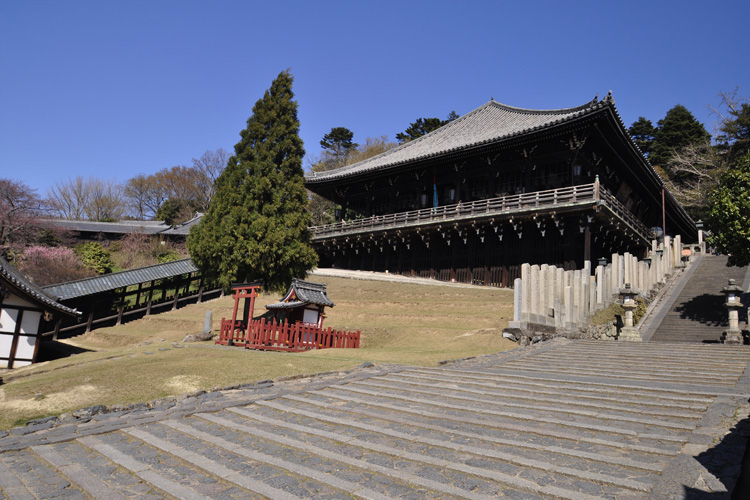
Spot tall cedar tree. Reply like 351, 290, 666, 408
187, 70, 318, 292
628, 117, 657, 158
650, 104, 710, 168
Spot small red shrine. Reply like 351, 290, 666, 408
216, 279, 360, 352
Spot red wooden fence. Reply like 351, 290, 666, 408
217, 317, 360, 352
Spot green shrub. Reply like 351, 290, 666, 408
74, 242, 114, 274
156, 248, 179, 263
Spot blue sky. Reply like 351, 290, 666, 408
2, 0, 748, 194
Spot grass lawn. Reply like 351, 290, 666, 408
0, 276, 515, 430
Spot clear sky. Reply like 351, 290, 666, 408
2, 0, 748, 194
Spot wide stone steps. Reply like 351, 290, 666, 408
1, 339, 749, 499
650, 255, 748, 343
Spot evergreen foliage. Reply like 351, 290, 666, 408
628, 117, 657, 157
187, 70, 318, 292
74, 242, 114, 274
716, 102, 750, 162
319, 127, 358, 169
650, 104, 710, 167
707, 154, 750, 267
395, 111, 458, 144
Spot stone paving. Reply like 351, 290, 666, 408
1, 338, 750, 499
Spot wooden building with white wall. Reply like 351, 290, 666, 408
0, 257, 80, 368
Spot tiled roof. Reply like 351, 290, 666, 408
44, 213, 204, 236
43, 259, 200, 301
266, 279, 335, 309
0, 257, 80, 316
306, 96, 609, 183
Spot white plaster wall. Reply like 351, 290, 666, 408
14, 334, 37, 360
20, 310, 41, 334
3, 295, 34, 308
0, 308, 18, 334
0, 332, 13, 359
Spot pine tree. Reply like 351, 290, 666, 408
628, 117, 657, 158
187, 70, 318, 292
650, 104, 710, 168
319, 127, 358, 169
395, 111, 459, 144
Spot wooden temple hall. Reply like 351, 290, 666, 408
306, 93, 697, 286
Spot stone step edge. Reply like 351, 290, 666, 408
77, 435, 217, 500
131, 424, 396, 500
214, 409, 626, 500
395, 371, 709, 412
295, 391, 677, 456
257, 397, 662, 478
375, 374, 704, 419
335, 384, 692, 436
0, 456, 36, 500
32, 445, 129, 500
435, 367, 750, 398
279, 393, 670, 470
409, 368, 714, 405
197, 412, 502, 500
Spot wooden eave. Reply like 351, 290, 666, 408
307, 109, 606, 195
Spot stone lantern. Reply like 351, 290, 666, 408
618, 283, 641, 341
722, 279, 744, 345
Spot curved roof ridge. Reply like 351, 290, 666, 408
486, 96, 599, 116
307, 94, 606, 183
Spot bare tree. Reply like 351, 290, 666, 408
85, 178, 125, 221
191, 148, 229, 211
124, 174, 156, 220
46, 176, 90, 220
47, 177, 126, 221
663, 139, 723, 220
0, 178, 45, 254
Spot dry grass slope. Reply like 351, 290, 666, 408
0, 276, 515, 429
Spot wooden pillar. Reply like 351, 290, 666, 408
134, 282, 143, 307
53, 318, 61, 341
86, 311, 94, 332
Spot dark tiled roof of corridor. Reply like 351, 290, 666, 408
43, 259, 199, 301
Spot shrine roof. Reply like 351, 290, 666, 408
0, 256, 80, 316
265, 279, 335, 310
43, 258, 199, 301
306, 94, 616, 183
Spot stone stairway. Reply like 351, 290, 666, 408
1, 339, 749, 499
647, 255, 749, 343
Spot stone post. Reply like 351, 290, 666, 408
540, 264, 549, 325
513, 278, 522, 322
530, 265, 540, 324
521, 264, 531, 323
